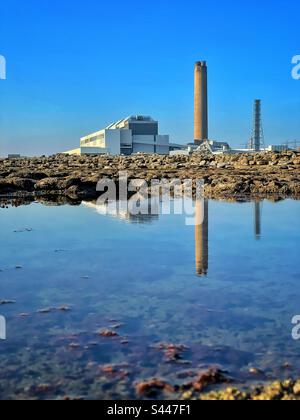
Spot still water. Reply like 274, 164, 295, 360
0, 199, 300, 399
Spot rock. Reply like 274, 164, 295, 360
249, 367, 264, 376
154, 343, 189, 362
98, 329, 119, 337
8, 178, 36, 191
99, 364, 129, 379
25, 384, 52, 395
68, 342, 80, 349
37, 308, 54, 314
293, 381, 300, 395
0, 300, 16, 305
217, 163, 228, 169
110, 323, 123, 329
1, 151, 300, 201
189, 367, 229, 392
57, 305, 71, 312
34, 177, 63, 191
189, 379, 300, 401
135, 379, 175, 397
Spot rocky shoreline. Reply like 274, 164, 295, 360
187, 379, 300, 400
1, 151, 300, 202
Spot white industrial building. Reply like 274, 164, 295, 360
64, 115, 170, 156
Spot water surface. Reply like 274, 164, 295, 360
0, 199, 300, 399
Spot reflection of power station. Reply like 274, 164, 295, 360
195, 200, 209, 276
194, 200, 263, 276
83, 198, 264, 276
254, 201, 262, 240
82, 200, 159, 224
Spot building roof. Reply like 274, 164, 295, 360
106, 115, 157, 130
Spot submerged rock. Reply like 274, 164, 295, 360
0, 299, 16, 305
99, 364, 129, 380
248, 367, 265, 376
24, 383, 52, 396
37, 305, 71, 314
154, 342, 189, 362
98, 329, 119, 337
185, 367, 230, 392
68, 342, 81, 349
135, 379, 175, 397
57, 305, 71, 312
37, 308, 54, 314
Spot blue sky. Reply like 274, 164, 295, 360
0, 0, 299, 156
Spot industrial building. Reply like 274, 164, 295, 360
64, 116, 170, 156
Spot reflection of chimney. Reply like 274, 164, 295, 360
195, 199, 209, 276
254, 201, 262, 240
194, 61, 208, 143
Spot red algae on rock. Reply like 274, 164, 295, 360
135, 379, 176, 398
154, 343, 189, 362
99, 364, 129, 380
98, 329, 119, 337
185, 367, 230, 392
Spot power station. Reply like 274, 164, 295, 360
62, 59, 296, 157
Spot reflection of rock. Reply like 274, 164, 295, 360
0, 195, 81, 208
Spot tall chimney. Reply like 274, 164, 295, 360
253, 99, 262, 152
194, 61, 208, 143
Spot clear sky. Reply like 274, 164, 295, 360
0, 0, 299, 156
